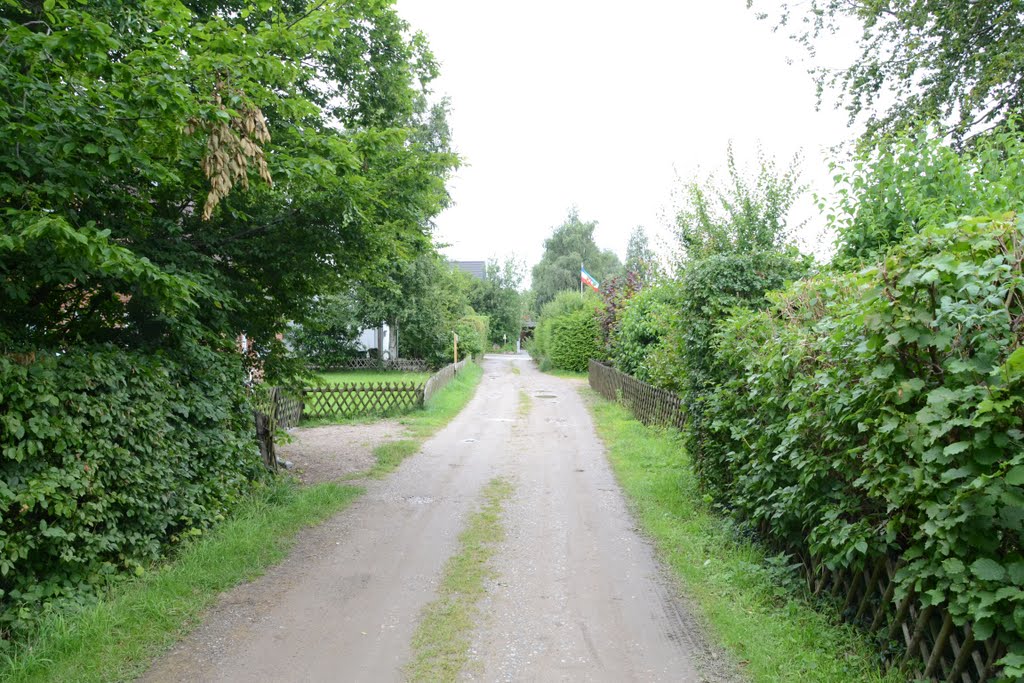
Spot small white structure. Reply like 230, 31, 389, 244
356, 323, 393, 359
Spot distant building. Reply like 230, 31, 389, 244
450, 260, 486, 280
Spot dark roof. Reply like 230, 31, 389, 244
450, 260, 486, 280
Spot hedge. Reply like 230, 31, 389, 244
0, 344, 265, 636
547, 308, 602, 373
703, 215, 1024, 676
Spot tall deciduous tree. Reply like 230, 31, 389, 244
354, 252, 474, 365
530, 209, 621, 311
672, 144, 804, 267
468, 257, 525, 346
750, 0, 1024, 142
0, 1, 458, 380
624, 226, 659, 285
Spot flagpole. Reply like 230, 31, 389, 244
580, 261, 583, 299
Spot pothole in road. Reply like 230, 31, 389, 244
404, 495, 434, 505
462, 438, 477, 443
533, 392, 558, 399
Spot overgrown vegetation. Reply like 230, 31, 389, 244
0, 479, 360, 683
0, 0, 456, 654
0, 345, 264, 638
702, 217, 1024, 672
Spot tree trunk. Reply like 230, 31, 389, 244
388, 318, 399, 359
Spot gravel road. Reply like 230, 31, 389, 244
141, 355, 735, 683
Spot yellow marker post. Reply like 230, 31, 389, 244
453, 331, 459, 365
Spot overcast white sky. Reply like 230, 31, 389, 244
395, 1, 860, 278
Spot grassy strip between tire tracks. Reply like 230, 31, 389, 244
0, 480, 361, 683
584, 390, 902, 683
359, 361, 484, 479
406, 477, 514, 682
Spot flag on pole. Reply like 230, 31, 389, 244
581, 267, 600, 292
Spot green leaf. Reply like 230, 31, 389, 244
1007, 465, 1024, 486
971, 558, 1007, 582
1004, 347, 1024, 378
1008, 560, 1024, 585
942, 558, 966, 575
943, 441, 970, 456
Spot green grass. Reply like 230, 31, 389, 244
315, 370, 432, 385
518, 389, 531, 417
363, 440, 420, 479
340, 362, 485, 480
584, 390, 900, 683
0, 480, 361, 683
400, 363, 483, 440
406, 477, 514, 682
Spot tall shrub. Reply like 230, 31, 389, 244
611, 285, 674, 385
548, 308, 603, 373
828, 127, 1024, 265
707, 215, 1024, 675
451, 314, 489, 360
530, 290, 600, 368
676, 250, 808, 492
0, 344, 264, 635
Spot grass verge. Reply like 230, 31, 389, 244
341, 362, 485, 481
0, 480, 361, 683
406, 477, 513, 682
584, 390, 900, 683
400, 362, 483, 440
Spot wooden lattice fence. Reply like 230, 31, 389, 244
321, 358, 430, 373
302, 382, 424, 418
588, 360, 686, 429
793, 550, 1007, 682
587, 360, 1009, 681
269, 387, 303, 430
423, 356, 470, 404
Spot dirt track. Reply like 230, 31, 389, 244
141, 355, 734, 683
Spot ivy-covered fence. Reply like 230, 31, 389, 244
589, 359, 1009, 681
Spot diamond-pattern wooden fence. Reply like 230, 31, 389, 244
587, 360, 1008, 682
797, 552, 1006, 682
319, 358, 430, 372
302, 381, 424, 419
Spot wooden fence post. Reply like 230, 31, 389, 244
254, 411, 277, 471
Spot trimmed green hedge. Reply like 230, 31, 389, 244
0, 344, 265, 636
530, 290, 600, 370
547, 308, 602, 373
703, 216, 1024, 676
